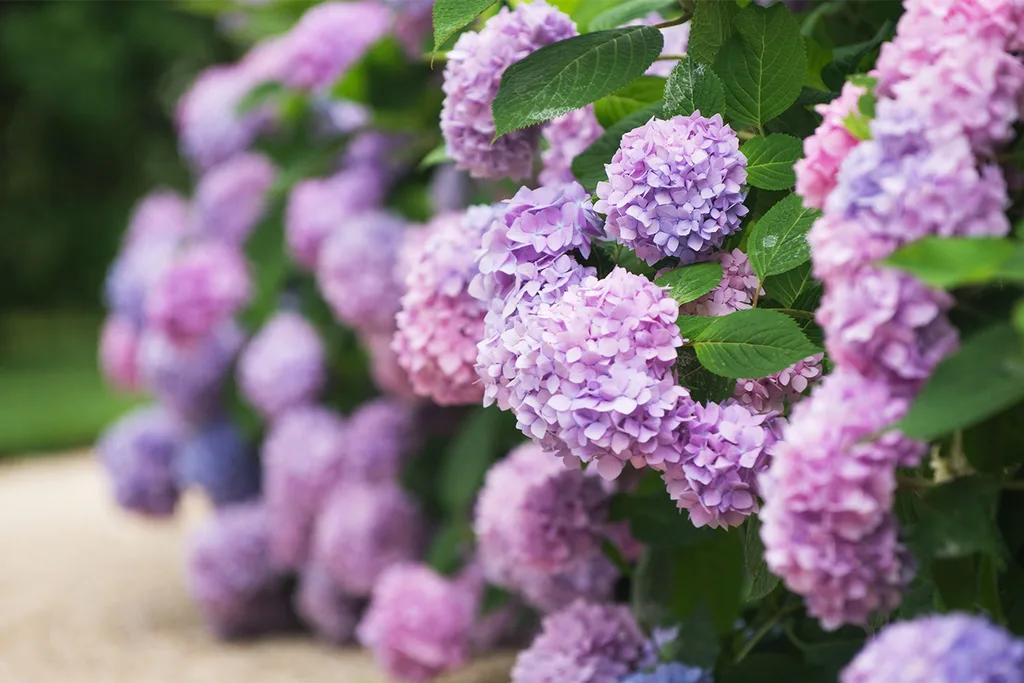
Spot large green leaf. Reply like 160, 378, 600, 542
909, 478, 1001, 560
663, 55, 727, 118
437, 407, 499, 512
898, 324, 1024, 440
655, 261, 723, 305
593, 76, 666, 128
676, 346, 736, 403
432, 0, 497, 50
609, 471, 718, 547
746, 193, 821, 280
743, 517, 780, 602
588, 0, 678, 31
763, 261, 822, 310
572, 101, 662, 189
741, 134, 802, 190
715, 4, 806, 129
883, 237, 1018, 290
492, 27, 664, 137
688, 0, 740, 65
687, 308, 822, 379
821, 20, 894, 91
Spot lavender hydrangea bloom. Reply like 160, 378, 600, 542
734, 354, 824, 415
393, 210, 491, 405
186, 502, 298, 639
508, 268, 690, 480
105, 235, 183, 326
358, 563, 479, 683
261, 406, 347, 569
311, 481, 422, 597
97, 405, 183, 517
511, 600, 654, 683
474, 443, 612, 588
99, 314, 141, 392
817, 266, 958, 395
146, 241, 252, 345
317, 211, 407, 335
238, 311, 326, 418
759, 370, 926, 629
285, 169, 387, 270
280, 1, 392, 91
294, 564, 364, 644
621, 663, 711, 683
124, 189, 193, 246
342, 398, 418, 481
441, 1, 577, 179
516, 554, 619, 614
809, 101, 1009, 281
194, 152, 277, 245
176, 420, 261, 508
539, 107, 603, 187
841, 613, 1024, 683
137, 322, 245, 425
659, 400, 780, 529
678, 249, 760, 318
643, 19, 690, 78
595, 113, 748, 266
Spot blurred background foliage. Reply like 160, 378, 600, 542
0, 2, 231, 453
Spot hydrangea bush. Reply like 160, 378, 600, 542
96, 0, 1024, 681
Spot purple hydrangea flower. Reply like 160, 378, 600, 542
285, 169, 388, 270
539, 107, 603, 187
96, 405, 183, 517
507, 268, 690, 480
123, 189, 194, 247
99, 314, 141, 392
261, 406, 348, 569
237, 311, 326, 419
311, 480, 423, 597
795, 82, 866, 211
643, 18, 690, 78
511, 600, 655, 683
137, 321, 245, 425
516, 554, 619, 614
393, 210, 491, 405
294, 564, 364, 644
893, 0, 1024, 52
678, 248, 761, 318
317, 211, 408, 335
194, 152, 277, 245
474, 443, 613, 588
176, 419, 261, 508
146, 241, 252, 346
622, 663, 710, 683
734, 354, 824, 415
758, 370, 927, 630
342, 398, 418, 482
440, 1, 577, 179
659, 400, 780, 529
358, 562, 479, 683
279, 1, 392, 91
185, 502, 298, 639
105, 235, 183, 326
841, 613, 1024, 683
595, 113, 748, 266
817, 266, 958, 395
809, 101, 1009, 281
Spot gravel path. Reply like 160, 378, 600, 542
0, 454, 514, 683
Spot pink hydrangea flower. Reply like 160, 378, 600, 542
195, 152, 277, 245
734, 354, 824, 415
794, 83, 865, 210
237, 311, 326, 419
99, 315, 141, 392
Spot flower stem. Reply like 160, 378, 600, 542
736, 605, 798, 663
654, 54, 687, 61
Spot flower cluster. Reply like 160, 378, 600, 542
194, 152, 277, 245
794, 82, 865, 210
441, 1, 577, 179
595, 113, 748, 266
176, 419, 261, 508
238, 312, 326, 419
294, 565, 363, 644
622, 663, 711, 683
539, 107, 603, 187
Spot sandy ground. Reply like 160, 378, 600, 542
0, 454, 514, 683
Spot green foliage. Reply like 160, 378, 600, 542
572, 101, 663, 189
688, 0, 740, 66
741, 134, 802, 191
883, 238, 1019, 289
432, 0, 497, 50
763, 262, 822, 311
656, 261, 724, 305
492, 26, 664, 137
610, 471, 718, 547
898, 324, 1024, 440
743, 518, 780, 602
821, 20, 894, 91
588, 0, 679, 32
716, 4, 806, 130
746, 194, 821, 280
593, 76, 666, 128
663, 56, 726, 118
437, 407, 501, 513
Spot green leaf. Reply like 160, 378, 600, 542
882, 237, 1018, 290
432, 0, 497, 50
764, 261, 821, 310
609, 471, 718, 547
741, 134, 802, 190
803, 35, 832, 91
686, 308, 822, 379
932, 556, 979, 611
715, 4, 806, 129
237, 80, 284, 115
663, 56, 727, 118
821, 20, 894, 91
655, 261, 724, 305
438, 407, 499, 512
842, 111, 872, 141
492, 27, 664, 138
911, 478, 1001, 560
672, 531, 746, 635
675, 346, 737, 403
593, 76, 666, 128
746, 193, 821, 279
588, 0, 678, 31
426, 518, 471, 575
418, 143, 451, 170
964, 403, 1024, 473
743, 517, 780, 601
572, 101, 663, 189
897, 324, 1024, 440
688, 0, 740, 65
